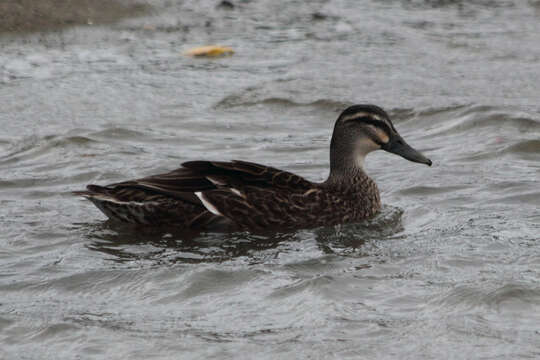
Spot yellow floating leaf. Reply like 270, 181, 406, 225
185, 45, 234, 57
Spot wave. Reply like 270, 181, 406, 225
215, 94, 349, 110
423, 105, 540, 136
432, 283, 540, 312
0, 135, 97, 166
503, 139, 540, 154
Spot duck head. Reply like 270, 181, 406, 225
330, 104, 432, 173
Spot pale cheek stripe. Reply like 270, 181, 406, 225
374, 128, 389, 143
341, 113, 382, 122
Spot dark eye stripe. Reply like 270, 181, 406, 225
362, 125, 385, 146
368, 131, 385, 146
346, 116, 392, 140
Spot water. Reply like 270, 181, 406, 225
1, 0, 539, 358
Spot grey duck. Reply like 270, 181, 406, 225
75, 105, 431, 231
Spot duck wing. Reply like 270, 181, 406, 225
77, 160, 317, 230
181, 160, 322, 230
96, 159, 313, 198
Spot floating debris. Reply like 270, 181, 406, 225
185, 45, 234, 57
311, 12, 328, 21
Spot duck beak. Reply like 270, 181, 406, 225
382, 135, 432, 166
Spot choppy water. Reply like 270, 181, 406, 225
1, 1, 539, 359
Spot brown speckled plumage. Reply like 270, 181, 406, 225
75, 104, 431, 232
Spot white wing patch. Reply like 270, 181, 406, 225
229, 188, 245, 198
84, 193, 145, 206
206, 176, 227, 186
195, 192, 223, 216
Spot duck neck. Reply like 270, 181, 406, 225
326, 130, 368, 186
323, 131, 382, 217
327, 157, 367, 186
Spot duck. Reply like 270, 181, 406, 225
74, 104, 431, 232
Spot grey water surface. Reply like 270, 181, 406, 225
1, 0, 539, 359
